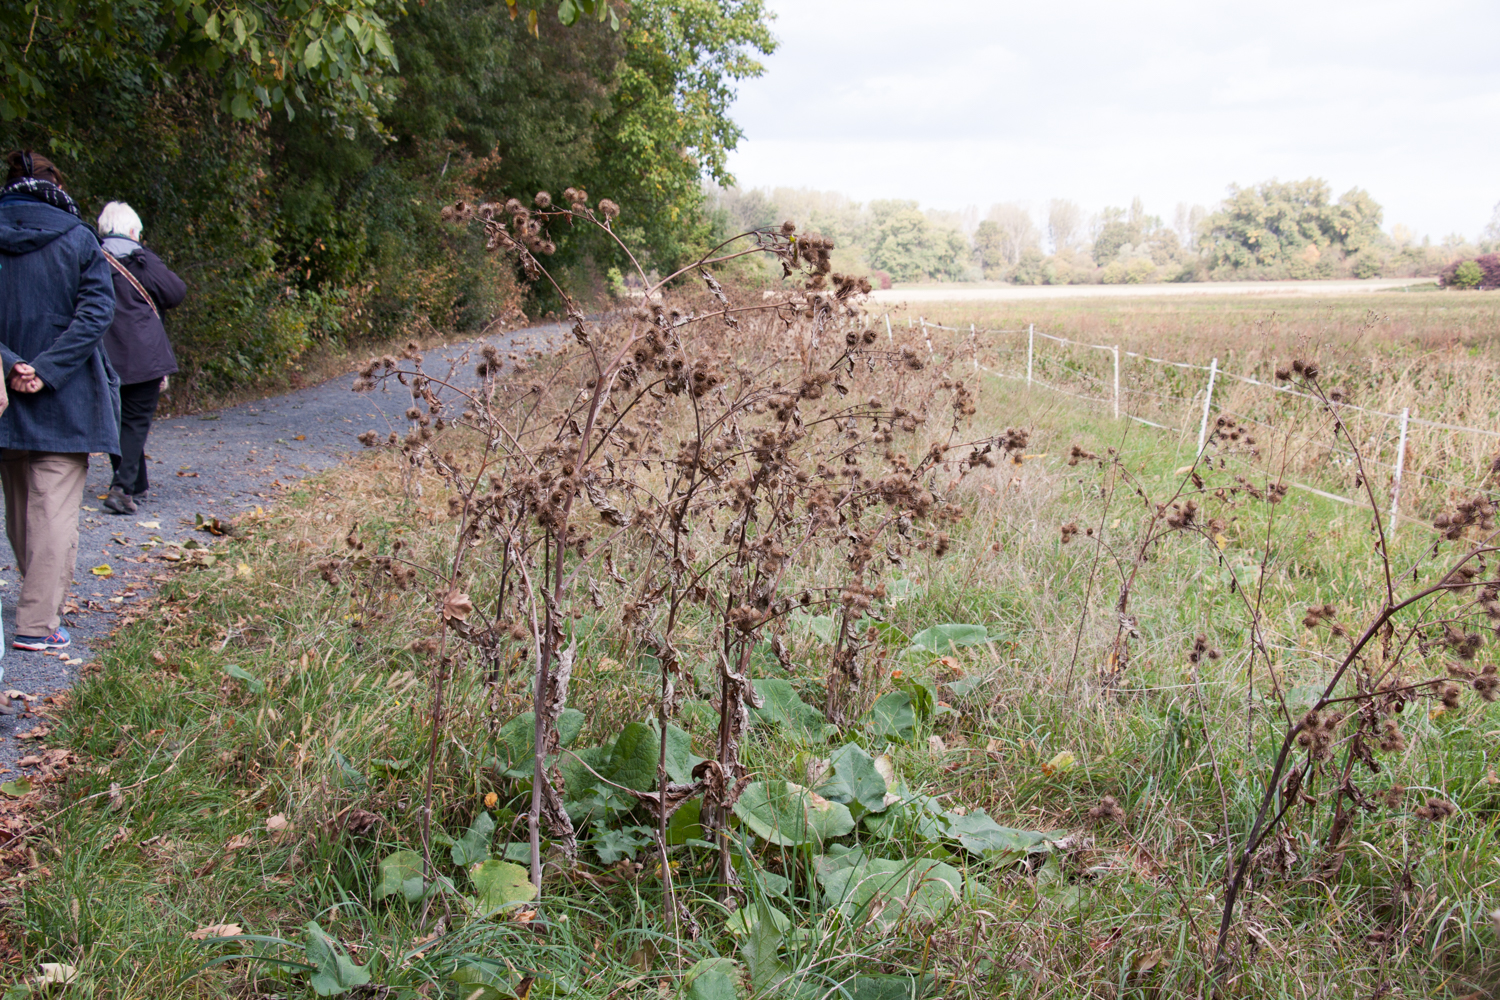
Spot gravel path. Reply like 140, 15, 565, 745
0, 321, 569, 773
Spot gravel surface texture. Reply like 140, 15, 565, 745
0, 321, 568, 773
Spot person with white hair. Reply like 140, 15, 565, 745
96, 200, 185, 514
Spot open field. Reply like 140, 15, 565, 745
6, 291, 1500, 999
871, 278, 1433, 304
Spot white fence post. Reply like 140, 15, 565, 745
921, 317, 932, 356
884, 314, 892, 343
1026, 324, 1034, 387
1196, 357, 1219, 454
1390, 406, 1410, 530
1112, 345, 1121, 419
971, 323, 978, 372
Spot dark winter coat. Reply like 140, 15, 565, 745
0, 190, 121, 456
100, 235, 184, 385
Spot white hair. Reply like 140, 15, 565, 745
97, 201, 143, 240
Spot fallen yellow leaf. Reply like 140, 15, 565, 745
235, 563, 253, 578
1041, 750, 1077, 776
187, 923, 243, 940
90, 564, 113, 577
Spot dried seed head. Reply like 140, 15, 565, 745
1413, 796, 1457, 821
534, 191, 552, 209
598, 198, 620, 219
1086, 795, 1126, 824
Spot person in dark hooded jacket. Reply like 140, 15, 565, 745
0, 150, 119, 677
96, 200, 185, 514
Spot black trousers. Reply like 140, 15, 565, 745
110, 379, 161, 494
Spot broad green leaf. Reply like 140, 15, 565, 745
666, 798, 703, 845
605, 722, 698, 791
450, 810, 495, 866
204, 12, 220, 39
726, 901, 790, 938
448, 963, 510, 1000
943, 810, 1063, 861
558, 0, 579, 25
374, 850, 425, 904
750, 679, 837, 741
866, 691, 916, 742
907, 624, 991, 655
0, 778, 32, 797
223, 663, 263, 693
493, 709, 586, 777
848, 974, 935, 1000
304, 921, 370, 996
681, 957, 742, 1000
814, 743, 890, 815
734, 780, 854, 847
304, 38, 323, 68
816, 857, 962, 929
470, 859, 536, 915
592, 824, 654, 864
739, 897, 787, 991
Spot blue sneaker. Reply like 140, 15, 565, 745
13, 626, 69, 651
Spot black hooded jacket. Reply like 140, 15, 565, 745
100, 235, 184, 385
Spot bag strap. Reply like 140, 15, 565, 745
102, 250, 160, 320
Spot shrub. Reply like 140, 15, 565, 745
1440, 254, 1500, 289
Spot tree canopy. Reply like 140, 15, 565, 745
0, 0, 775, 401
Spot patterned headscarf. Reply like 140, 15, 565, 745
1, 177, 81, 219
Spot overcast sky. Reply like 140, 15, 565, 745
724, 0, 1500, 241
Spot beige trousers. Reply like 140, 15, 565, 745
1, 450, 88, 636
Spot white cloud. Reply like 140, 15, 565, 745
726, 0, 1500, 239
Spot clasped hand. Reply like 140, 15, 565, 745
8, 362, 43, 394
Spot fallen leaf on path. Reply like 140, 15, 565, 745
1, 778, 32, 796
293, 434, 305, 441
18, 727, 50, 740
14, 755, 42, 767
136, 521, 160, 529
188, 923, 244, 940
90, 564, 113, 577
177, 470, 199, 477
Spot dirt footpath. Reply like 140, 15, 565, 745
0, 322, 569, 772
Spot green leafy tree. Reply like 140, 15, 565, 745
1200, 178, 1384, 277
867, 206, 968, 282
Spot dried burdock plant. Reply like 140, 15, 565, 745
335, 191, 1008, 927
1069, 357, 1500, 973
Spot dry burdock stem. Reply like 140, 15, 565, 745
347, 198, 1007, 909
1182, 363, 1500, 971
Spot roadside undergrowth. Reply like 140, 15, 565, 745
5, 221, 1500, 1000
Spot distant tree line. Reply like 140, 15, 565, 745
708, 181, 1500, 289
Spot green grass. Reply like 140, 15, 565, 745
7, 348, 1500, 998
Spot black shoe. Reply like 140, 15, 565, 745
102, 486, 136, 515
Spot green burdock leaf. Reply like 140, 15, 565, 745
469, 859, 536, 916
605, 722, 698, 791
223, 663, 264, 694
750, 679, 838, 741
493, 709, 586, 777
816, 856, 962, 929
450, 810, 495, 866
0, 778, 32, 797
848, 974, 935, 1000
815, 743, 891, 815
738, 897, 787, 992
303, 920, 370, 996
373, 850, 425, 903
906, 623, 992, 656
943, 810, 1064, 861
681, 957, 743, 1000
734, 780, 854, 847
592, 824, 654, 864
666, 798, 703, 845
866, 691, 916, 742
